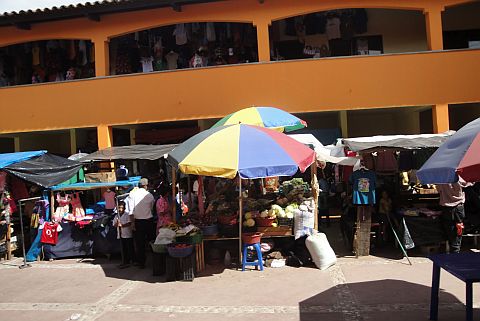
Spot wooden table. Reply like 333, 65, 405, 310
429, 253, 480, 321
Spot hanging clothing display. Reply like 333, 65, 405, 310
103, 190, 116, 210
71, 192, 85, 221
40, 222, 62, 245
165, 51, 179, 70
173, 24, 188, 46
349, 169, 377, 205
53, 193, 70, 222
376, 150, 398, 173
140, 56, 154, 72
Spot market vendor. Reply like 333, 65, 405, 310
437, 179, 472, 253
126, 178, 155, 268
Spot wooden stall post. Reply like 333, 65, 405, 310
171, 166, 176, 223
5, 205, 11, 260
238, 175, 243, 266
354, 206, 372, 257
310, 161, 319, 231
50, 191, 55, 221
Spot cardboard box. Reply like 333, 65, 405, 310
85, 172, 116, 183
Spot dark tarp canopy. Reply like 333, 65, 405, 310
4, 153, 82, 188
79, 144, 178, 162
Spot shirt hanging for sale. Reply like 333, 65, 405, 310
40, 222, 62, 245
349, 169, 377, 205
103, 190, 116, 210
140, 57, 154, 72
173, 24, 188, 46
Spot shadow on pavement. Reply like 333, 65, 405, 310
299, 279, 472, 321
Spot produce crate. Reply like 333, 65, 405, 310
257, 226, 292, 236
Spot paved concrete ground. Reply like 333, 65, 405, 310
1, 223, 479, 321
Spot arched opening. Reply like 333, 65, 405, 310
0, 39, 95, 87
109, 22, 259, 75
443, 1, 480, 49
269, 8, 427, 61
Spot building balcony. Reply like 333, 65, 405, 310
0, 48, 479, 134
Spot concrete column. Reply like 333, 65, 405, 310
198, 120, 208, 131
339, 110, 349, 138
93, 38, 110, 76
97, 125, 113, 149
13, 137, 20, 152
69, 129, 77, 155
424, 6, 445, 50
432, 104, 450, 133
129, 128, 136, 145
254, 19, 271, 62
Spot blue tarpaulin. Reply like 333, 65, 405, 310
51, 176, 142, 191
0, 151, 46, 169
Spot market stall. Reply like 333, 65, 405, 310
341, 132, 454, 255
167, 123, 317, 265
0, 151, 83, 264
33, 177, 142, 260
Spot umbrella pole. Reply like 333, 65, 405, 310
238, 175, 243, 269
311, 162, 319, 231
187, 176, 193, 211
172, 166, 176, 224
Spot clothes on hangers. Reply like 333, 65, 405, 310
40, 222, 62, 245
349, 169, 377, 205
53, 193, 70, 222
71, 192, 85, 221
103, 189, 116, 210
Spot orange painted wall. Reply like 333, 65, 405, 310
0, 49, 479, 134
0, 0, 478, 135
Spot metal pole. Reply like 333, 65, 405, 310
238, 175, 243, 268
18, 196, 41, 269
386, 212, 412, 265
171, 166, 176, 223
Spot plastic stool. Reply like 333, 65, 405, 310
242, 243, 264, 271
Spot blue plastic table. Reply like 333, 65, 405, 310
429, 253, 480, 321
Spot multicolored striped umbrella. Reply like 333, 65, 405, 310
418, 117, 480, 183
167, 124, 316, 179
212, 107, 307, 132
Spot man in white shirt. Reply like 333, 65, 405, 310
127, 178, 155, 268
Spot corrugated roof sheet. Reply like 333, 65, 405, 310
1, 0, 130, 17
0, 0, 221, 26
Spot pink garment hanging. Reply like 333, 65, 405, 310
70, 192, 85, 221
53, 193, 70, 222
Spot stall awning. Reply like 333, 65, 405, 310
5, 153, 83, 188
289, 134, 358, 166
0, 151, 46, 169
343, 132, 454, 152
51, 176, 141, 191
79, 144, 178, 162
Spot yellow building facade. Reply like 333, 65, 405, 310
0, 0, 479, 155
